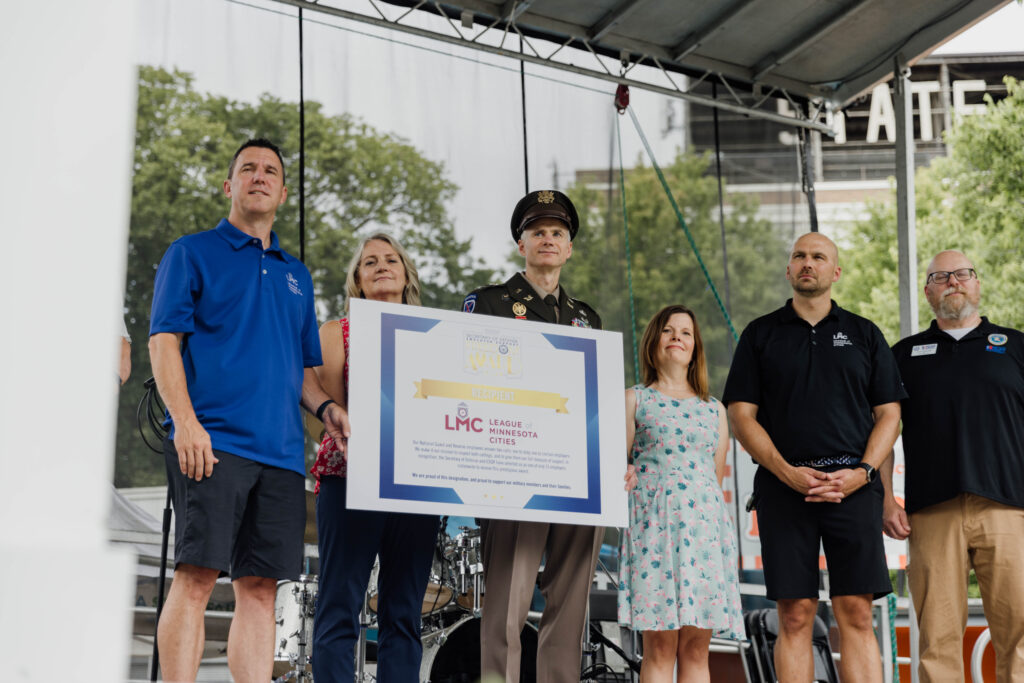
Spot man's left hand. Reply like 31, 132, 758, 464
321, 402, 351, 459
805, 467, 866, 502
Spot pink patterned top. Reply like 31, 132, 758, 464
310, 318, 349, 491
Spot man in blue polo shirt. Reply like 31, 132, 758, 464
724, 232, 905, 683
149, 138, 349, 682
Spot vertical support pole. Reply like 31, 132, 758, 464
895, 55, 920, 683
298, 7, 306, 264
894, 56, 919, 340
939, 61, 954, 156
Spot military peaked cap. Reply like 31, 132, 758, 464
509, 189, 580, 242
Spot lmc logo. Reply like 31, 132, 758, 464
445, 402, 482, 432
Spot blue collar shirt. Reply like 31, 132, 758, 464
150, 219, 322, 474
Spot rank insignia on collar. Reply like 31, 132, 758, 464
537, 190, 555, 204
512, 302, 527, 316
988, 333, 1008, 346
523, 294, 534, 302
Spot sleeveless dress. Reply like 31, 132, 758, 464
618, 385, 745, 638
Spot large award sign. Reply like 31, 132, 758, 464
346, 298, 627, 527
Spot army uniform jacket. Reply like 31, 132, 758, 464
462, 272, 601, 330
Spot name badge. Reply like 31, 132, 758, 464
911, 343, 937, 357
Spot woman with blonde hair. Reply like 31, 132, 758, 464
619, 304, 744, 682
310, 232, 438, 682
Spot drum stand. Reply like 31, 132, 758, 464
454, 527, 484, 617
355, 592, 371, 682
276, 580, 316, 682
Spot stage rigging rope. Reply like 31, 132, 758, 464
624, 104, 739, 343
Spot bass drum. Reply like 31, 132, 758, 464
420, 616, 537, 683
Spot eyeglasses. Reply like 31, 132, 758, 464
926, 268, 976, 284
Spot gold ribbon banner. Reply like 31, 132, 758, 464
413, 378, 569, 414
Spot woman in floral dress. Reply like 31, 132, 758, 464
619, 304, 744, 682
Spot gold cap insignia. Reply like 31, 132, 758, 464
537, 190, 555, 204
512, 302, 527, 316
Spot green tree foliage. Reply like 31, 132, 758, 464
837, 76, 1024, 343
560, 151, 791, 394
117, 66, 495, 486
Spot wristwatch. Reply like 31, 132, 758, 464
855, 462, 877, 482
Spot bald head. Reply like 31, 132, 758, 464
786, 232, 841, 298
791, 232, 839, 265
926, 250, 973, 276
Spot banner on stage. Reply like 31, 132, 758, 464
345, 298, 627, 527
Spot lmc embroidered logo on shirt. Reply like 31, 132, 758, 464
833, 331, 852, 347
286, 272, 303, 296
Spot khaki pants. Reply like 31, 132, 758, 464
908, 493, 1024, 683
479, 520, 604, 683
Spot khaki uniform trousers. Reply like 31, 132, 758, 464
908, 493, 1024, 683
480, 519, 604, 683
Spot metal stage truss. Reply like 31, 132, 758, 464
265, 0, 1009, 136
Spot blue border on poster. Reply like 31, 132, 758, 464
378, 312, 601, 515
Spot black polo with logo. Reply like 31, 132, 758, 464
892, 318, 1024, 514
723, 299, 906, 463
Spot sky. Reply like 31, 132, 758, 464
135, 0, 1024, 269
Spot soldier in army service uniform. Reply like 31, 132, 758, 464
463, 189, 604, 683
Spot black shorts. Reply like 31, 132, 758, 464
163, 439, 305, 580
754, 465, 891, 601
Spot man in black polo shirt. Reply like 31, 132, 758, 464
724, 232, 905, 683
884, 250, 1024, 683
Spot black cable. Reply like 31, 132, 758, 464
581, 661, 622, 683
137, 377, 168, 453
298, 7, 306, 264
712, 82, 745, 582
137, 376, 171, 681
520, 38, 529, 193
799, 126, 819, 233
588, 623, 641, 674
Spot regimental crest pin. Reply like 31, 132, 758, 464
537, 190, 555, 204
512, 302, 527, 316
988, 333, 1008, 346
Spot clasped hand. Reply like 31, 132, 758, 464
788, 466, 866, 503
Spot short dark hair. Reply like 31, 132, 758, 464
639, 304, 710, 401
228, 138, 286, 185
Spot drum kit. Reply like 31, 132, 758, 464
272, 517, 494, 683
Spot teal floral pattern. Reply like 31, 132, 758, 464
618, 386, 744, 638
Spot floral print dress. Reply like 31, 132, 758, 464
618, 385, 745, 638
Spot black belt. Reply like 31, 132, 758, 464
791, 454, 859, 468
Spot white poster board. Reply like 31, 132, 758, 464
345, 298, 628, 527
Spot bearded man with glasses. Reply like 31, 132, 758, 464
885, 250, 1024, 682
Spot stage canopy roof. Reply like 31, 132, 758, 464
272, 0, 1010, 132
